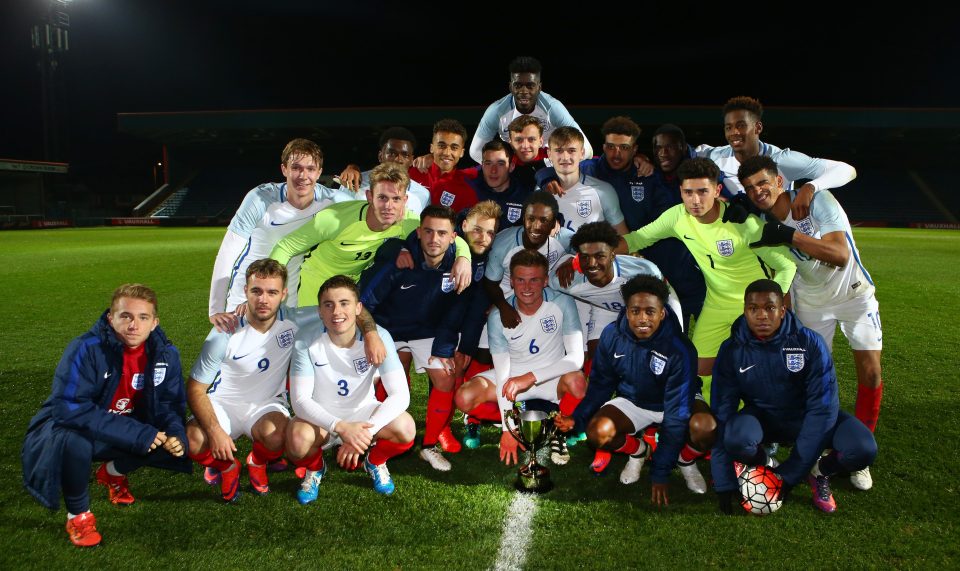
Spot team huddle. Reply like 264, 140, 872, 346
22, 57, 883, 547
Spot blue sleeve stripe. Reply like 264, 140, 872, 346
671, 337, 695, 417
63, 338, 97, 411
845, 232, 874, 286
226, 237, 253, 292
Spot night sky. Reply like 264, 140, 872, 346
2, 1, 957, 167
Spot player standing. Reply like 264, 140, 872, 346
336, 126, 432, 214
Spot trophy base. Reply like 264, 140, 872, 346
515, 463, 553, 494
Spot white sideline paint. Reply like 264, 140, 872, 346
491, 492, 538, 571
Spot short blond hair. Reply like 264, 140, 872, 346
369, 162, 409, 194
110, 284, 158, 315
465, 200, 502, 230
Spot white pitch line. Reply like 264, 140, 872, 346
491, 491, 538, 571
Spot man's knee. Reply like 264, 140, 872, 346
586, 416, 617, 449
723, 414, 763, 457
560, 371, 586, 399
689, 411, 717, 449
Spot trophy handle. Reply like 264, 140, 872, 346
502, 408, 528, 449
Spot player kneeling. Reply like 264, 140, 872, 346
286, 275, 415, 501
555, 275, 714, 506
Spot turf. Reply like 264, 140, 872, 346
1, 227, 957, 569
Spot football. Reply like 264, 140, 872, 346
738, 465, 783, 515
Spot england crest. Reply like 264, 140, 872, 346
441, 273, 456, 293
473, 262, 486, 282
152, 365, 167, 386
631, 183, 645, 202
650, 355, 666, 375
577, 200, 593, 218
785, 353, 805, 372
507, 206, 522, 223
540, 315, 558, 333
131, 373, 145, 390
547, 249, 560, 265
716, 239, 734, 257
276, 328, 295, 349
795, 217, 815, 236
353, 357, 370, 375
440, 190, 456, 207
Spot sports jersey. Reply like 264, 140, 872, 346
464, 171, 534, 230
470, 91, 593, 163
289, 323, 408, 435
485, 225, 573, 296
348, 169, 431, 214
764, 189, 875, 307
695, 140, 856, 199
554, 173, 624, 233
108, 344, 147, 416
190, 307, 318, 405
210, 182, 352, 314
623, 203, 796, 310
409, 163, 478, 213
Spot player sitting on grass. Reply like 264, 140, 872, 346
711, 279, 877, 514
285, 275, 416, 501
22, 284, 190, 547
186, 259, 318, 502
555, 275, 711, 504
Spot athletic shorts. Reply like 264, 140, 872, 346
473, 368, 561, 402
205, 396, 289, 440
320, 400, 382, 450
691, 303, 742, 360
394, 337, 447, 373
604, 397, 664, 433
795, 294, 882, 351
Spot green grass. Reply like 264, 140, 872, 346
1, 227, 958, 569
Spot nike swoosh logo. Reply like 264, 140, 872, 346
314, 362, 329, 367
739, 365, 756, 373
269, 217, 312, 226
400, 284, 416, 290
510, 335, 523, 340
614, 353, 625, 359
103, 371, 111, 379
232, 353, 250, 360
340, 241, 360, 247
683, 234, 694, 240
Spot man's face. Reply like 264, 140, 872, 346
724, 110, 762, 153
602, 134, 637, 171
430, 131, 465, 173
548, 138, 584, 177
107, 297, 158, 349
244, 275, 286, 323
481, 149, 513, 191
510, 264, 547, 309
416, 216, 456, 260
523, 203, 556, 248
625, 292, 666, 340
679, 177, 721, 219
378, 139, 415, 169
319, 287, 362, 335
509, 124, 543, 164
462, 215, 498, 256
577, 242, 615, 286
653, 133, 684, 173
280, 153, 321, 199
366, 180, 408, 228
744, 291, 785, 339
741, 169, 784, 212
509, 72, 541, 114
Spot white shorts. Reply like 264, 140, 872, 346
207, 396, 289, 440
394, 337, 446, 373
472, 369, 561, 402
795, 293, 882, 351
478, 324, 489, 350
604, 397, 664, 433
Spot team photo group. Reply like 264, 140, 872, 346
21, 57, 883, 548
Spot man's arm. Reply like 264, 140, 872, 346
621, 205, 681, 254
570, 329, 616, 432
289, 339, 342, 433
186, 377, 236, 460
150, 343, 188, 440
708, 342, 741, 495
649, 340, 698, 486
774, 149, 857, 220
469, 100, 503, 163
595, 180, 626, 230
208, 230, 249, 330
544, 94, 593, 159
791, 190, 851, 267
270, 208, 335, 265
365, 329, 410, 434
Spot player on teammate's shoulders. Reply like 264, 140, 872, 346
209, 138, 352, 332
459, 250, 586, 466
336, 126, 432, 214
286, 276, 416, 501
697, 96, 857, 219
739, 155, 883, 490
358, 205, 472, 472
187, 259, 318, 502
617, 157, 796, 390
470, 56, 593, 163
464, 139, 533, 230
711, 279, 877, 514
555, 275, 712, 503
22, 284, 190, 547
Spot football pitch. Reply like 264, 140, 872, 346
1, 226, 958, 569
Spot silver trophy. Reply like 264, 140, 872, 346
503, 406, 557, 493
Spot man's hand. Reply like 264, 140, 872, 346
651, 482, 670, 507
451, 257, 472, 294
634, 153, 654, 177
499, 431, 524, 466
498, 305, 522, 329
162, 435, 185, 457
336, 420, 374, 453
208, 426, 237, 461
553, 414, 575, 433
338, 165, 363, 193
364, 330, 386, 367
148, 431, 168, 452
412, 154, 433, 173
395, 249, 414, 269
749, 220, 796, 248
544, 180, 565, 197
502, 372, 537, 402
717, 490, 736, 515
791, 183, 816, 220
555, 257, 576, 288
336, 442, 364, 470
721, 194, 751, 224
209, 312, 239, 334
428, 355, 456, 376
453, 351, 472, 380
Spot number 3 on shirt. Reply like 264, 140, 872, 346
337, 379, 349, 396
